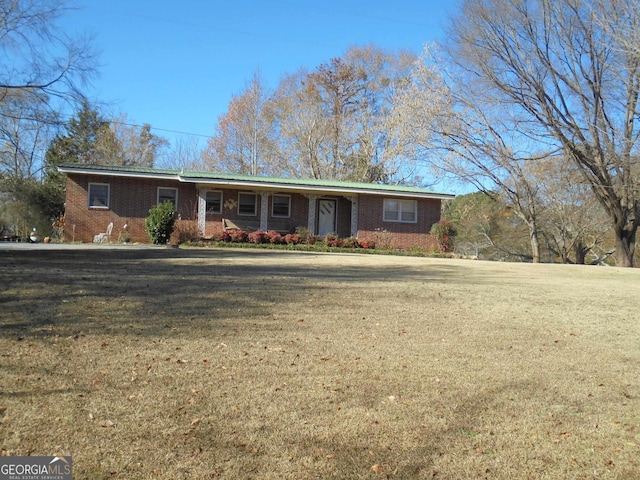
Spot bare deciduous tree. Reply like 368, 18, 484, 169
446, 0, 640, 267
201, 72, 275, 175
300, 45, 419, 182
442, 104, 548, 262
157, 135, 205, 171
403, 45, 548, 262
0, 89, 55, 179
105, 114, 168, 167
342, 45, 419, 183
0, 0, 96, 181
384, 46, 451, 185
533, 156, 611, 264
267, 69, 330, 178
0, 0, 97, 239
208, 46, 423, 183
0, 0, 95, 100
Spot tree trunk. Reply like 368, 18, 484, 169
529, 225, 541, 263
614, 226, 636, 267
574, 241, 586, 265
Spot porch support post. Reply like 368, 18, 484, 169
307, 194, 317, 234
260, 192, 269, 231
197, 189, 206, 236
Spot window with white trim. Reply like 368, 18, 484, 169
238, 192, 257, 216
272, 194, 290, 217
205, 191, 222, 214
383, 198, 417, 223
158, 187, 178, 207
88, 183, 110, 208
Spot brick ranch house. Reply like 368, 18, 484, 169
58, 163, 455, 249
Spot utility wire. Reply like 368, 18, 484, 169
57, 111, 213, 140
109, 120, 212, 139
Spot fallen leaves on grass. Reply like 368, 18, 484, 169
371, 463, 397, 475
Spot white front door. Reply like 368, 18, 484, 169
318, 199, 336, 237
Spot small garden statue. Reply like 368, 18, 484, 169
29, 228, 40, 243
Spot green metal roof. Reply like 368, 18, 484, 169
58, 163, 178, 176
57, 163, 455, 199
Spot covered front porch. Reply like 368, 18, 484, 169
196, 188, 358, 239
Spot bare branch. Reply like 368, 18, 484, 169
443, 0, 640, 266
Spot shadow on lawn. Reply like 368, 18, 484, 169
0, 247, 460, 339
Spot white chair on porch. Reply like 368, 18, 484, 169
93, 222, 114, 243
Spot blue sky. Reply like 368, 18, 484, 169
62, 1, 457, 148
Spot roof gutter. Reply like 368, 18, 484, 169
57, 165, 179, 181
184, 177, 455, 199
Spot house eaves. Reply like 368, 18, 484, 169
58, 164, 455, 200
58, 163, 180, 181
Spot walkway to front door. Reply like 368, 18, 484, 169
317, 199, 336, 237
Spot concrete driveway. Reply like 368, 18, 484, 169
0, 242, 165, 251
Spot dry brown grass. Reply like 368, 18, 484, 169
1, 246, 639, 479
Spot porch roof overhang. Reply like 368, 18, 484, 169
58, 164, 455, 200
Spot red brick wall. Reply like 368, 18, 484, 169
64, 174, 197, 243
64, 174, 443, 249
286, 193, 309, 233
357, 195, 441, 250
